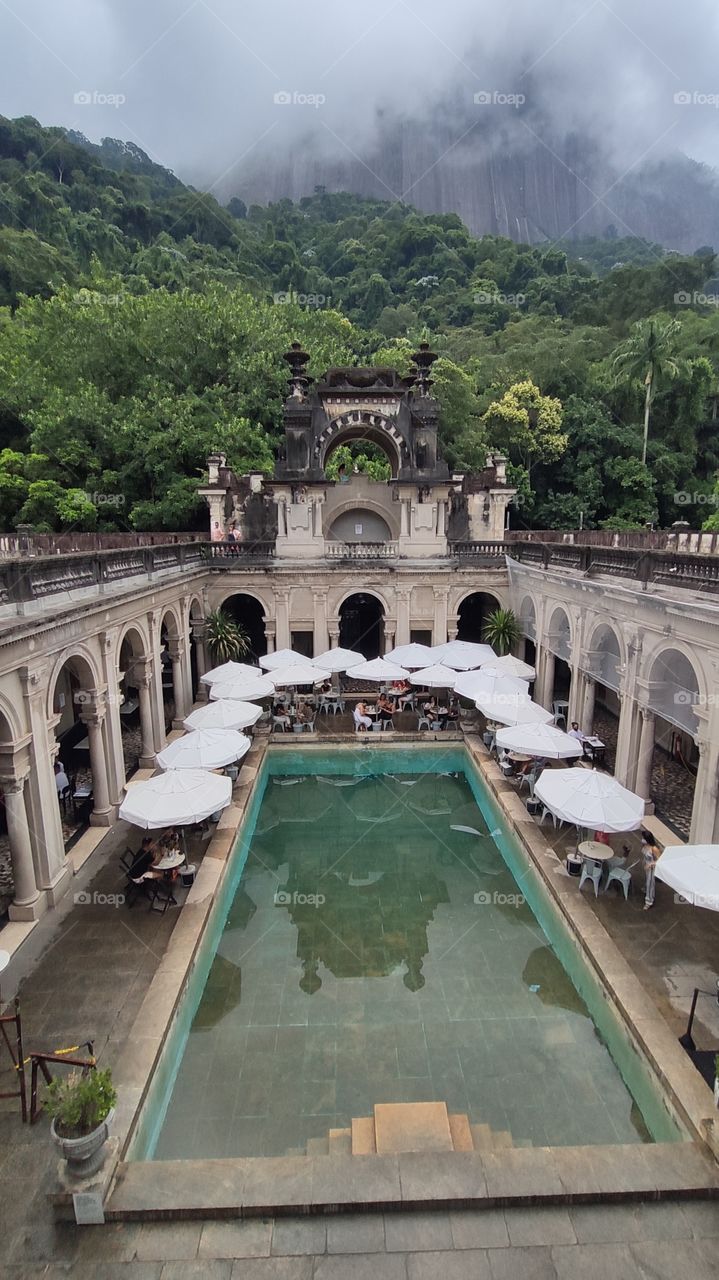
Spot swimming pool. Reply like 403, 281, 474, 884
132, 745, 686, 1160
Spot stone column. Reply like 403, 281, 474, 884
312, 590, 329, 657
539, 650, 556, 711
1, 774, 42, 920
613, 636, 643, 787
21, 666, 70, 907
168, 638, 189, 728
274, 589, 291, 650
383, 621, 396, 655
265, 624, 276, 654
447, 621, 458, 642
99, 630, 126, 805
179, 602, 195, 708
136, 663, 157, 768
395, 590, 411, 647
80, 698, 113, 826
690, 728, 719, 843
634, 707, 655, 807
328, 624, 340, 650
582, 677, 596, 735
432, 587, 449, 648
191, 620, 208, 682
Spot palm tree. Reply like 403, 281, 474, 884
205, 608, 250, 665
612, 317, 681, 465
482, 607, 521, 656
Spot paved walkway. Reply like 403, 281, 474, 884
4, 1201, 719, 1276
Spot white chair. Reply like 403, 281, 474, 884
272, 716, 290, 733
417, 715, 431, 731
540, 805, 558, 828
553, 700, 568, 728
382, 717, 395, 732
605, 859, 639, 899
327, 697, 344, 715
579, 857, 603, 897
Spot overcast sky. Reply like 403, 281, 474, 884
2, 0, 719, 191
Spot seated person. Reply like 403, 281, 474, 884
592, 828, 611, 846
444, 700, 459, 725
54, 761, 70, 796
160, 827, 181, 852
319, 680, 332, 695
422, 696, 438, 716
128, 837, 162, 883
607, 843, 630, 869
353, 701, 372, 731
568, 721, 585, 742
377, 694, 395, 721
295, 700, 312, 724
274, 701, 291, 726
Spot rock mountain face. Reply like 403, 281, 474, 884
230, 117, 719, 251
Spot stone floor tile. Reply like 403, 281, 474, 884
198, 1219, 272, 1259
314, 1256, 408, 1280
230, 1260, 314, 1280
551, 1241, 645, 1280
488, 1245, 558, 1280
136, 1221, 202, 1262
385, 1211, 453, 1252
271, 1216, 327, 1255
505, 1208, 577, 1247
449, 1209, 510, 1250
326, 1213, 386, 1254
629, 1239, 719, 1280
407, 1249, 493, 1280
160, 1264, 232, 1280
682, 1199, 719, 1237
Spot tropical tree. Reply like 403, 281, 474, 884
611, 317, 681, 464
205, 608, 250, 664
482, 607, 521, 656
481, 381, 566, 494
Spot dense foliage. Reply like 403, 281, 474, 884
1, 114, 718, 533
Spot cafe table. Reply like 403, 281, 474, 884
578, 839, 616, 863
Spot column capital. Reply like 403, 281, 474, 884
20, 664, 48, 700
0, 772, 29, 796
167, 638, 186, 661
274, 588, 290, 602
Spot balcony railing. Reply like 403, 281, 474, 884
449, 541, 509, 560
325, 541, 399, 560
206, 541, 276, 562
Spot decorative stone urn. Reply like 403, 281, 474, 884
51, 1107, 115, 1180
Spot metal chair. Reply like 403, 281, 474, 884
579, 857, 603, 897
540, 805, 559, 828
272, 716, 290, 733
605, 859, 639, 900
417, 715, 431, 731
382, 717, 395, 731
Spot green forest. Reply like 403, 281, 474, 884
1, 114, 719, 534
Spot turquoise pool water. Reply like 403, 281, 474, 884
139, 746, 685, 1160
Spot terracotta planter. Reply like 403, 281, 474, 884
51, 1107, 115, 1180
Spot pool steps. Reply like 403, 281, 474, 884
302, 1104, 518, 1158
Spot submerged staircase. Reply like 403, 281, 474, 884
304, 1101, 519, 1157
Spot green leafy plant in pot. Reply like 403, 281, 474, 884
45, 1068, 116, 1180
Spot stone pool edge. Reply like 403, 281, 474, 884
58, 735, 717, 1222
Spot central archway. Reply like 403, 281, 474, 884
318, 412, 405, 478
457, 592, 502, 644
222, 593, 267, 661
339, 593, 384, 658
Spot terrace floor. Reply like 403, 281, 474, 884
0, 730, 717, 1272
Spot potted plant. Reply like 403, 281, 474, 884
44, 1068, 117, 1180
482, 607, 522, 656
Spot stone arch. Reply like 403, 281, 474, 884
318, 412, 406, 477
455, 590, 504, 644
338, 590, 386, 658
585, 620, 624, 692
334, 585, 392, 617
47, 646, 102, 719
219, 591, 268, 660
325, 497, 399, 542
0, 692, 24, 744
517, 594, 537, 640
647, 645, 703, 736
158, 605, 182, 642
188, 594, 204, 622
546, 606, 572, 662
214, 585, 273, 619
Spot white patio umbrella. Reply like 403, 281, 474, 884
385, 643, 435, 668
495, 722, 583, 760
475, 693, 553, 727
119, 768, 232, 829
268, 662, 331, 688
184, 699, 263, 731
655, 845, 719, 911
259, 648, 303, 670
433, 641, 496, 670
454, 670, 529, 702
313, 648, 365, 673
200, 661, 262, 686
210, 674, 275, 701
156, 729, 251, 771
409, 664, 459, 689
482, 655, 536, 681
351, 658, 410, 683
533, 768, 644, 833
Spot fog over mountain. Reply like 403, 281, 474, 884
3, 0, 719, 246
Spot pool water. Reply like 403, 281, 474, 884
149, 749, 677, 1159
